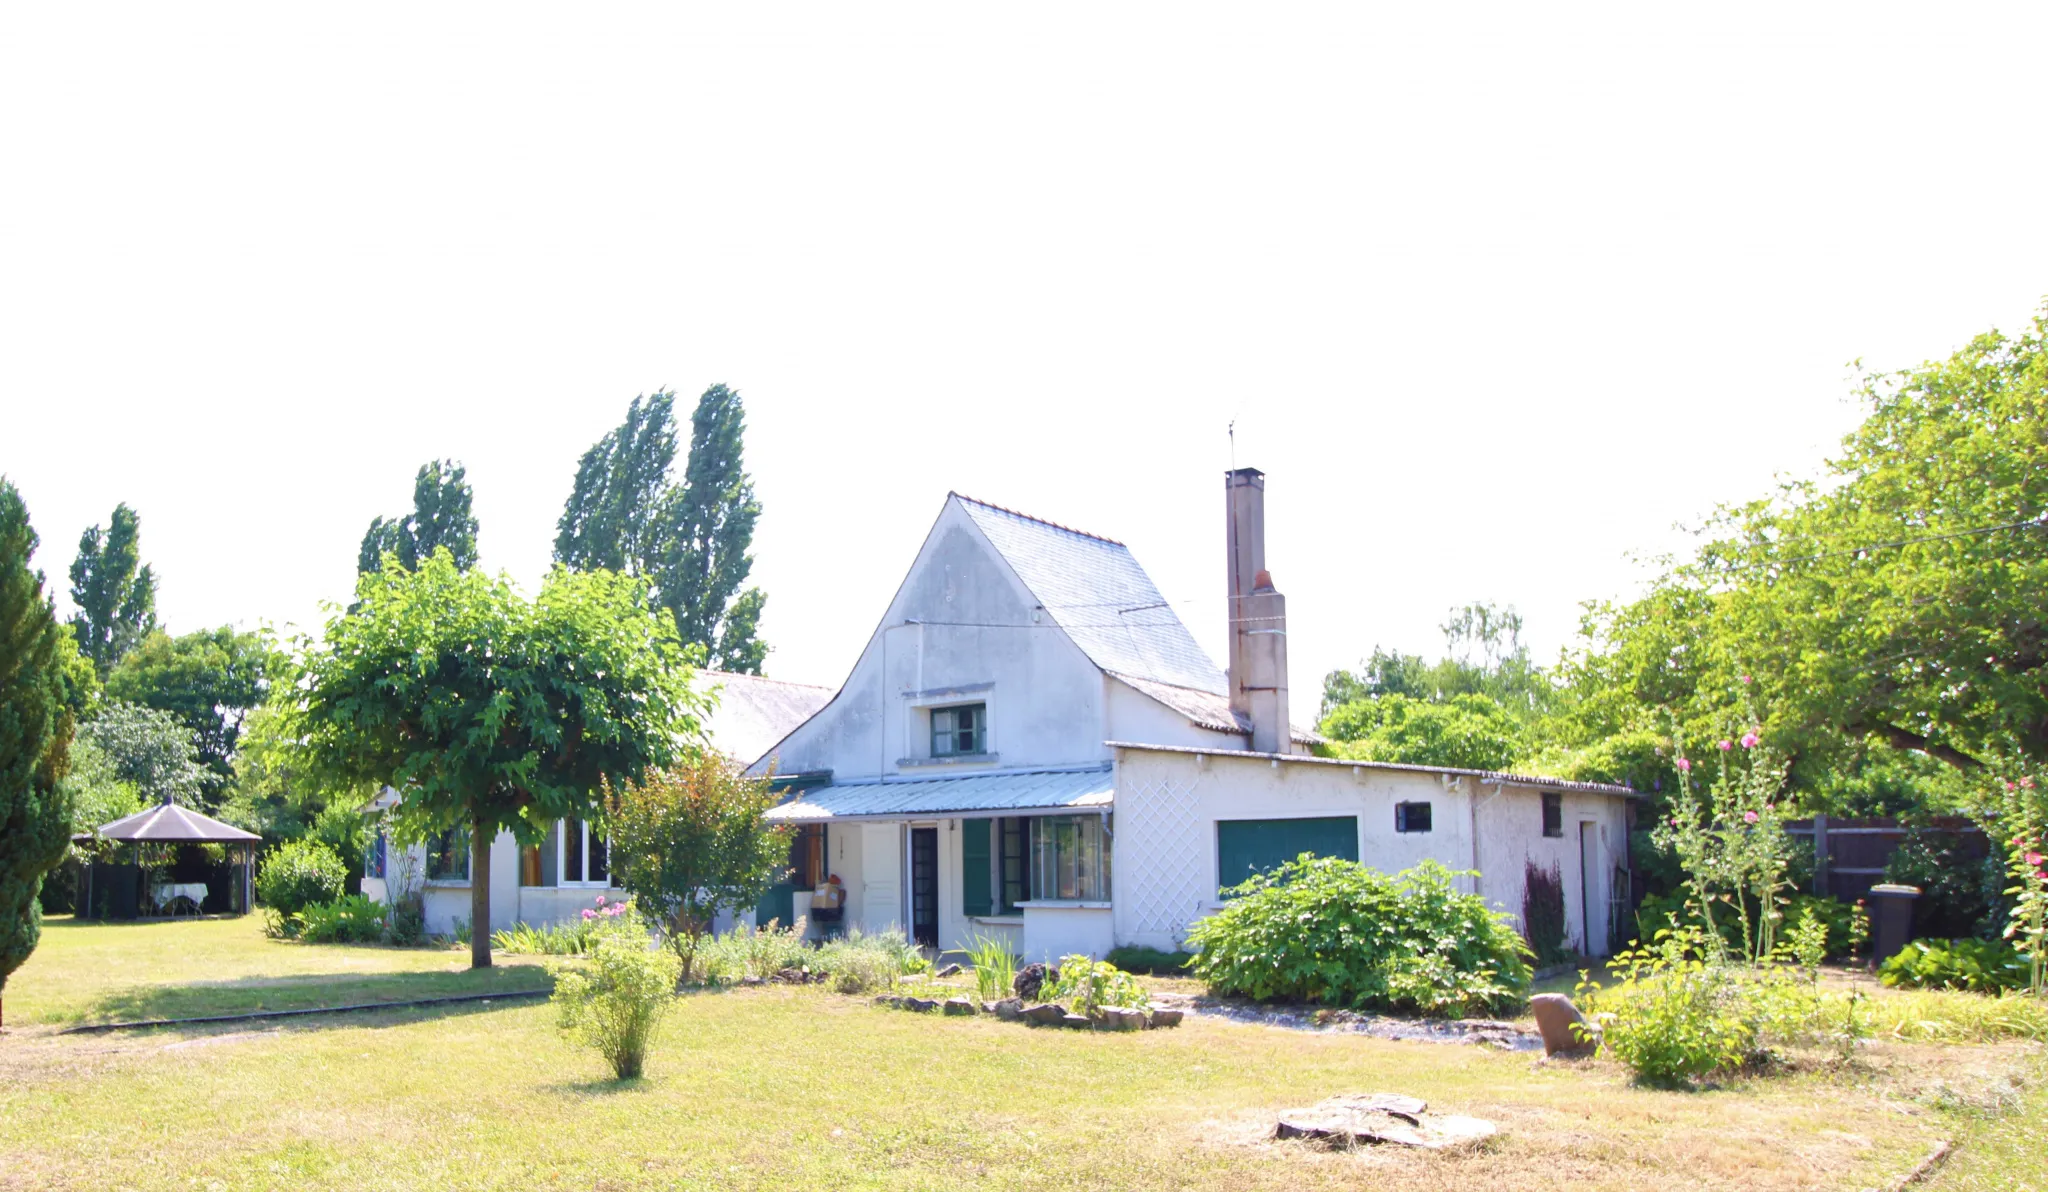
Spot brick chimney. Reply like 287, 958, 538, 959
1225, 468, 1294, 754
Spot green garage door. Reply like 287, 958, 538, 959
1216, 816, 1359, 894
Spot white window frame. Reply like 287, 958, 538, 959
556, 818, 611, 889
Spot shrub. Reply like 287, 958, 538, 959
1186, 857, 1531, 1017
1521, 861, 1572, 966
384, 895, 426, 947
959, 935, 1019, 1001
294, 895, 385, 943
815, 926, 920, 994
256, 838, 347, 918
1580, 928, 1759, 1085
550, 937, 682, 1080
1878, 938, 2030, 993
829, 950, 899, 995
1103, 946, 1193, 976
1040, 955, 1149, 1013
495, 897, 641, 956
693, 918, 812, 983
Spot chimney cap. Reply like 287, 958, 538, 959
1225, 467, 1265, 484
1252, 568, 1275, 591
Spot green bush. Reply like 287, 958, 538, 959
693, 918, 813, 982
550, 937, 682, 1080
1040, 955, 1149, 1013
1103, 946, 1193, 975
1878, 938, 2030, 993
815, 927, 921, 994
1581, 928, 1760, 1085
1186, 857, 1531, 1017
294, 894, 385, 943
256, 838, 347, 922
384, 895, 426, 947
829, 949, 900, 995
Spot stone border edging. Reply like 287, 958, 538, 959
56, 988, 550, 1035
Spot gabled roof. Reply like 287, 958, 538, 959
694, 670, 836, 767
765, 766, 1115, 823
96, 802, 261, 843
954, 494, 1226, 694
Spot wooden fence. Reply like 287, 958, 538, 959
1781, 816, 1990, 903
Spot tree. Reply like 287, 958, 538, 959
1, 479, 76, 1029
555, 386, 770, 673
67, 502, 156, 677
77, 702, 208, 810
107, 626, 288, 803
1319, 692, 1524, 772
218, 700, 373, 847
604, 753, 789, 969
357, 459, 480, 573
297, 550, 704, 968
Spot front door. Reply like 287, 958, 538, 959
910, 827, 939, 948
1579, 821, 1606, 956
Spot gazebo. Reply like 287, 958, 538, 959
81, 802, 262, 919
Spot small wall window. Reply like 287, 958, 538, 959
426, 827, 470, 881
1542, 792, 1563, 838
1030, 815, 1111, 901
561, 817, 609, 887
1395, 801, 1433, 834
931, 703, 985, 757
365, 829, 388, 880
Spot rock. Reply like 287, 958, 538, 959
1022, 1002, 1069, 1025
1529, 994, 1598, 1058
943, 997, 976, 1016
1275, 1094, 1493, 1150
935, 963, 963, 978
901, 997, 940, 1013
1060, 1014, 1094, 1029
774, 967, 819, 984
1101, 1007, 1145, 1031
1014, 963, 1059, 1001
739, 975, 765, 986
992, 998, 1025, 1021
873, 996, 902, 1009
1146, 1009, 1184, 1029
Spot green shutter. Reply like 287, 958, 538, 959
1216, 816, 1360, 895
962, 817, 993, 917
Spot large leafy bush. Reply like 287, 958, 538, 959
294, 894, 385, 943
1582, 928, 1761, 1085
1186, 857, 1531, 1017
550, 937, 682, 1080
257, 838, 346, 918
1879, 938, 2030, 993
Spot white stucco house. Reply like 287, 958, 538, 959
362, 669, 835, 936
753, 469, 1636, 964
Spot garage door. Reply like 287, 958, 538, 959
1215, 816, 1359, 894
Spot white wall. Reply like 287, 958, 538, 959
1102, 676, 1247, 751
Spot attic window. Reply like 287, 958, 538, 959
931, 703, 984, 757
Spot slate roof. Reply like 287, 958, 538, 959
694, 670, 836, 768
1107, 672, 1322, 747
764, 766, 1116, 823
954, 494, 1227, 694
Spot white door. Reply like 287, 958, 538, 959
1579, 822, 1606, 956
861, 822, 904, 935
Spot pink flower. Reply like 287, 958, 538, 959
1743, 811, 1759, 824
1765, 803, 1775, 812
1741, 732, 1760, 749
2027, 853, 2045, 867
1740, 675, 1753, 685
2023, 777, 2037, 789
594, 895, 607, 906
1670, 817, 1680, 827
1676, 758, 1691, 773
1718, 739, 1734, 752
581, 908, 596, 920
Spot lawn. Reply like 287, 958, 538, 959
1, 916, 2042, 1191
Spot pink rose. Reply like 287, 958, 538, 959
1676, 758, 1691, 773
1718, 739, 1733, 752
1743, 811, 1759, 824
1741, 732, 1760, 749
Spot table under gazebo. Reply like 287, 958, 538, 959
78, 802, 262, 920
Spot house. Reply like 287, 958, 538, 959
753, 469, 1635, 963
363, 669, 834, 935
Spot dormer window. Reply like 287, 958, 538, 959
931, 703, 984, 757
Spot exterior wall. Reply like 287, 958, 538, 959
1021, 904, 1114, 963
1110, 747, 1633, 957
369, 829, 623, 937
1102, 678, 1247, 752
751, 502, 1115, 783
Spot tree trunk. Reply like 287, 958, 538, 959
469, 818, 492, 969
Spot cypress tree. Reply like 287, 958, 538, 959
667, 384, 768, 673
554, 391, 680, 578
1, 479, 77, 1028
357, 459, 480, 573
67, 503, 156, 678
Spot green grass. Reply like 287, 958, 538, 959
7, 915, 550, 1025
1, 918, 2041, 1191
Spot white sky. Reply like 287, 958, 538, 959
5, 3, 2045, 729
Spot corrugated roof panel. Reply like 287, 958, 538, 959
955, 496, 1227, 695
765, 767, 1115, 823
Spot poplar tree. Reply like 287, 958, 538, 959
357, 459, 480, 573
67, 503, 157, 677
1, 479, 77, 1029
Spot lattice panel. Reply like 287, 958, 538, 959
1116, 770, 1204, 945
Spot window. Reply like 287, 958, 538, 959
1216, 816, 1358, 894
365, 830, 388, 881
787, 824, 826, 889
1030, 815, 1111, 902
1395, 801, 1432, 834
930, 703, 984, 757
561, 817, 609, 887
426, 827, 470, 881
962, 817, 1029, 917
1542, 792, 1563, 838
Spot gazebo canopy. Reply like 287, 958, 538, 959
97, 802, 261, 844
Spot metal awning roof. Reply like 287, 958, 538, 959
96, 802, 262, 843
765, 767, 1114, 824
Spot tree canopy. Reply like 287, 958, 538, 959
296, 550, 706, 967
1, 479, 77, 1026
107, 626, 288, 803
67, 502, 156, 678
555, 385, 770, 674
358, 459, 480, 573
76, 702, 209, 812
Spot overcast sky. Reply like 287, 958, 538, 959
5, 3, 2045, 728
